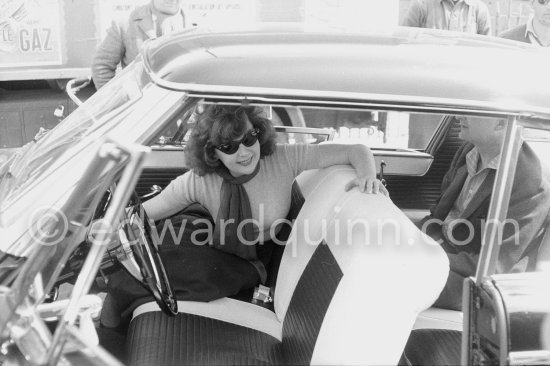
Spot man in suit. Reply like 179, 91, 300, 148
420, 116, 550, 310
91, 0, 187, 89
500, 0, 550, 47
402, 0, 491, 35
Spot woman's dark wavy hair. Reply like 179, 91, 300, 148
186, 105, 277, 175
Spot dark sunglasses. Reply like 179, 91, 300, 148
213, 128, 260, 154
538, 0, 550, 5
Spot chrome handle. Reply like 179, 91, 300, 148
379, 160, 387, 187
140, 185, 162, 201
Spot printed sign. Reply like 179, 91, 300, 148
0, 0, 63, 67
96, 0, 141, 40
96, 0, 255, 40
182, 0, 256, 28
304, 0, 398, 30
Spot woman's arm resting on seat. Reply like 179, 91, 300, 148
316, 144, 388, 196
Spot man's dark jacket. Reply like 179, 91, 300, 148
499, 24, 530, 44
420, 142, 550, 310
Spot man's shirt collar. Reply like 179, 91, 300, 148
440, 0, 471, 6
466, 147, 500, 176
525, 15, 549, 47
526, 16, 537, 40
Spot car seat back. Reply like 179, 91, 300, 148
126, 165, 450, 365
275, 165, 449, 364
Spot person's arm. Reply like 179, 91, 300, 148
319, 144, 386, 194
476, 2, 491, 35
142, 172, 199, 221
402, 0, 425, 28
91, 20, 125, 90
292, 143, 387, 196
316, 143, 376, 176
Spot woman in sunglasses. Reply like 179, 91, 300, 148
142, 104, 388, 301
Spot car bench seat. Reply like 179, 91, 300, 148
126, 165, 449, 366
402, 220, 550, 366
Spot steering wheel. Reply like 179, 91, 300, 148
116, 193, 178, 316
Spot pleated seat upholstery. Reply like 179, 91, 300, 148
401, 329, 462, 366
126, 166, 450, 366
127, 312, 282, 365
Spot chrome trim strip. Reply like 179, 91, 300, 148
461, 278, 510, 365
150, 145, 186, 151
371, 149, 433, 159
194, 93, 548, 119
372, 155, 433, 176
461, 278, 473, 366
483, 279, 509, 364
509, 350, 550, 365
48, 139, 150, 364
148, 146, 432, 159
274, 126, 335, 140
63, 141, 149, 324
517, 118, 550, 132
476, 117, 523, 280
147, 75, 550, 119
66, 76, 92, 107
143, 149, 433, 176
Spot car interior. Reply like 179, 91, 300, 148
7, 98, 549, 365
119, 100, 550, 365
89, 99, 464, 364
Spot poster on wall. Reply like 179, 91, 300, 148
304, 0, 398, 31
96, 0, 144, 41
0, 0, 63, 67
95, 0, 255, 40
182, 0, 256, 29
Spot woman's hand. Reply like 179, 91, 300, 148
344, 177, 389, 197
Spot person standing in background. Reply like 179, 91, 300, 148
500, 0, 550, 46
402, 0, 491, 35
91, 0, 187, 89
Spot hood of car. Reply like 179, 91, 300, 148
142, 26, 550, 118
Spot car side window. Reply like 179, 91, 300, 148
299, 108, 442, 150
147, 103, 445, 153
147, 100, 202, 148
523, 127, 550, 170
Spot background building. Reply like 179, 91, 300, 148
0, 0, 536, 150
398, 0, 533, 35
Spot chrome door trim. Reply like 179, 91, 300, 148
476, 116, 523, 280
149, 77, 550, 119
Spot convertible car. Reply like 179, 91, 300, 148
1, 26, 550, 365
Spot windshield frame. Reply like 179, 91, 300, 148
0, 61, 150, 212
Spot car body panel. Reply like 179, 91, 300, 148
0, 85, 185, 257
144, 27, 550, 117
